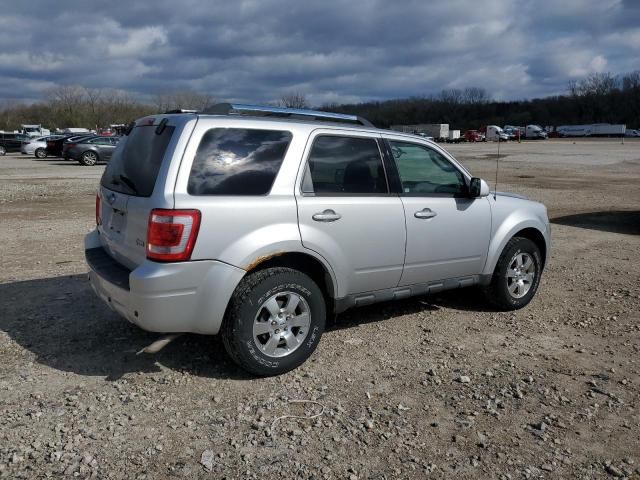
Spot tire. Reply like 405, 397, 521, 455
0, 146, 6, 156
79, 150, 98, 166
35, 148, 47, 159
221, 267, 326, 376
484, 237, 542, 311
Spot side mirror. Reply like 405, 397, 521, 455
469, 177, 490, 198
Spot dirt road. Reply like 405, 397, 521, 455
1, 140, 639, 478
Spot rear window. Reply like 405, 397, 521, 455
188, 128, 292, 196
101, 125, 175, 197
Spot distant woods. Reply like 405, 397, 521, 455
0, 71, 638, 131
325, 71, 640, 129
0, 87, 214, 131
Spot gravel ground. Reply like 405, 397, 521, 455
0, 140, 639, 479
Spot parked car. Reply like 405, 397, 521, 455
21, 135, 63, 158
503, 127, 520, 140
463, 130, 483, 142
60, 135, 98, 159
46, 135, 80, 157
85, 104, 550, 376
65, 136, 119, 165
0, 133, 30, 155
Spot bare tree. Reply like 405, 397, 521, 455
568, 72, 619, 96
463, 87, 491, 104
439, 88, 463, 104
621, 70, 640, 91
153, 90, 214, 112
280, 91, 308, 109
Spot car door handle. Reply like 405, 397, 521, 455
312, 209, 342, 222
414, 208, 437, 219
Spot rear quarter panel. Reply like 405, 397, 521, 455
172, 118, 312, 269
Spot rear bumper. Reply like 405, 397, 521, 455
85, 231, 245, 335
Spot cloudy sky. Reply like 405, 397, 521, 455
1, 0, 639, 106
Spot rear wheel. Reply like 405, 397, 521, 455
484, 237, 542, 310
35, 148, 47, 159
79, 150, 98, 166
221, 267, 326, 376
0, 146, 6, 156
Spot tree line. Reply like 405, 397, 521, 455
0, 87, 214, 132
1, 71, 638, 132
324, 71, 640, 130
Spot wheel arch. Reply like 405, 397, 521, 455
513, 227, 547, 268
483, 219, 549, 277
243, 251, 338, 306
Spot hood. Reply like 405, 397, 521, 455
493, 191, 529, 200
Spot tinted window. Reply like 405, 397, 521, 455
303, 136, 387, 194
188, 128, 292, 196
389, 141, 466, 195
101, 125, 175, 197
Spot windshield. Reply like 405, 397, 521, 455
100, 124, 175, 197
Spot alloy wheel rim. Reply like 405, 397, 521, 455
253, 291, 311, 358
84, 152, 97, 164
506, 252, 535, 299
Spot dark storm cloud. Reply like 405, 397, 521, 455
0, 0, 638, 105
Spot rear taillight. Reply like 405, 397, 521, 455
146, 209, 201, 262
95, 194, 101, 226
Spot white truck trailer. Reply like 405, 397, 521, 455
446, 129, 461, 143
556, 124, 626, 137
389, 123, 450, 141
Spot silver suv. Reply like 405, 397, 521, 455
85, 104, 550, 375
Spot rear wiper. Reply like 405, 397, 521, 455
118, 174, 139, 194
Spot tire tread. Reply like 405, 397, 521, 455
221, 267, 323, 376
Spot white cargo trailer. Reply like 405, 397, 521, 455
447, 130, 461, 143
556, 124, 626, 137
389, 123, 449, 141
421, 124, 449, 141
591, 124, 626, 137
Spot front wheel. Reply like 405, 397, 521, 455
0, 146, 6, 156
35, 148, 47, 159
484, 237, 542, 310
221, 267, 326, 376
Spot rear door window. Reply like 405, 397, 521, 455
302, 135, 388, 194
188, 128, 292, 195
101, 125, 175, 197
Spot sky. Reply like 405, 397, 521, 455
1, 0, 639, 106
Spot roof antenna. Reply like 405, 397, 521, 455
494, 134, 500, 200
493, 134, 500, 201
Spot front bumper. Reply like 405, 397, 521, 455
85, 231, 245, 335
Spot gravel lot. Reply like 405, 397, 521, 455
1, 140, 639, 479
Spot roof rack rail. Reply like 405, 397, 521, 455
163, 109, 198, 114
201, 103, 374, 127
